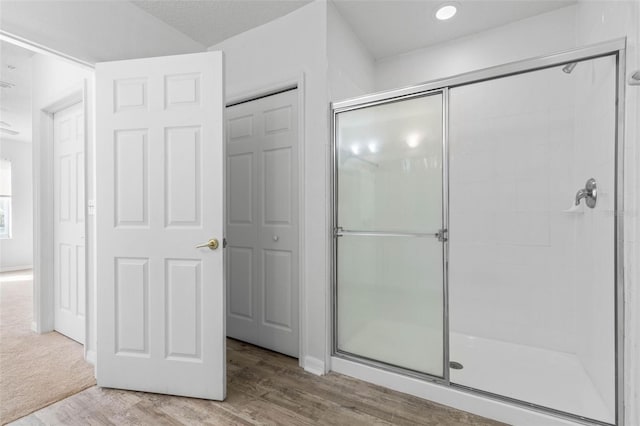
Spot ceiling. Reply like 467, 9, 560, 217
0, 41, 33, 144
333, 0, 576, 59
0, 1, 205, 64
131, 0, 313, 48
131, 0, 575, 60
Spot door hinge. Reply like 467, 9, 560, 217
334, 226, 343, 237
435, 228, 448, 242
223, 238, 227, 248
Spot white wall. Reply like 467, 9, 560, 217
0, 1, 204, 63
327, 1, 375, 100
31, 53, 96, 363
209, 0, 330, 373
0, 140, 33, 271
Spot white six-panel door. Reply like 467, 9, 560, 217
96, 51, 226, 399
226, 89, 299, 357
53, 102, 86, 344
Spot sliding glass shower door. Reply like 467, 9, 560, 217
334, 92, 446, 377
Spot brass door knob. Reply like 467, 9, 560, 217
196, 238, 219, 250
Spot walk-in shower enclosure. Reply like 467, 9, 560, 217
331, 39, 625, 426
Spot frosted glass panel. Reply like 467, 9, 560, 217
337, 94, 443, 233
335, 92, 444, 377
337, 235, 443, 376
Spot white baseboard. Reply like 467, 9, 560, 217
0, 265, 33, 273
303, 356, 326, 376
31, 321, 38, 333
331, 356, 580, 426
85, 349, 97, 366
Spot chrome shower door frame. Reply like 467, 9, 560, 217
331, 87, 449, 383
330, 37, 626, 426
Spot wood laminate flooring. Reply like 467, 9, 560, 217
12, 339, 506, 425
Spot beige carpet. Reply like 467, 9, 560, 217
0, 270, 96, 425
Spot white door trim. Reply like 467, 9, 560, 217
226, 73, 307, 368
33, 83, 89, 352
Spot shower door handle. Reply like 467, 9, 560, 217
334, 230, 443, 239
435, 228, 448, 242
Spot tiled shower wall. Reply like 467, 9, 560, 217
448, 68, 581, 353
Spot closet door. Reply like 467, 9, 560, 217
334, 92, 445, 377
226, 89, 299, 357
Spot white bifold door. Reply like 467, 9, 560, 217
225, 89, 299, 357
96, 52, 226, 400
54, 102, 86, 344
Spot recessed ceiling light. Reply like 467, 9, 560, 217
435, 4, 457, 21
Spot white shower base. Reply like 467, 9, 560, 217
450, 332, 614, 424
338, 323, 614, 424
